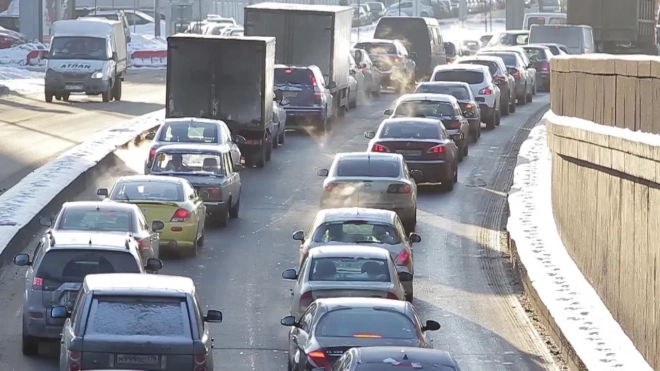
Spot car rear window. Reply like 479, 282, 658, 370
415, 84, 471, 100
275, 68, 314, 85
393, 101, 455, 118
459, 60, 498, 76
110, 181, 184, 202
36, 250, 140, 290
158, 121, 219, 144
85, 296, 189, 337
523, 47, 548, 61
543, 45, 560, 55
527, 17, 546, 28
432, 70, 484, 84
480, 53, 517, 66
354, 42, 396, 55
312, 222, 401, 244
529, 27, 582, 48
380, 121, 442, 139
309, 257, 391, 282
549, 17, 566, 25
336, 159, 400, 177
316, 308, 417, 339
59, 210, 132, 232
152, 152, 224, 175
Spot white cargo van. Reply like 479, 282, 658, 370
44, 18, 128, 103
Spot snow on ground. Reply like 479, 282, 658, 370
507, 115, 653, 370
0, 109, 165, 253
0, 66, 45, 95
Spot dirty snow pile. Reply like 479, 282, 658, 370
506, 116, 653, 370
127, 34, 167, 54
0, 66, 45, 94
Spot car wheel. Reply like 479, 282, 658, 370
453, 164, 458, 183
509, 96, 516, 112
463, 140, 468, 156
526, 89, 533, 102
349, 92, 357, 108
532, 82, 536, 95
495, 109, 501, 126
113, 78, 122, 101
405, 287, 414, 302
22, 327, 39, 356
485, 114, 495, 130
62, 93, 70, 102
55, 95, 62, 101
102, 80, 112, 102
501, 97, 509, 116
266, 143, 272, 161
44, 91, 54, 103
217, 201, 230, 228
441, 175, 454, 191
256, 145, 267, 168
197, 227, 205, 246
278, 130, 285, 145
230, 196, 240, 218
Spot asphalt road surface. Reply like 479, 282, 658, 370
0, 69, 166, 194
0, 90, 559, 371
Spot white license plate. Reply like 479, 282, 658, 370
283, 92, 297, 98
396, 150, 421, 156
65, 85, 82, 90
116, 354, 159, 365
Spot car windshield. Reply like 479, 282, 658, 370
49, 36, 108, 60
543, 44, 560, 55
480, 53, 517, 66
335, 159, 400, 177
458, 60, 498, 76
110, 181, 184, 202
354, 42, 396, 55
312, 221, 401, 244
85, 296, 189, 337
158, 121, 220, 144
58, 210, 132, 232
415, 84, 471, 100
394, 101, 455, 118
380, 121, 442, 139
151, 152, 224, 175
275, 68, 314, 85
527, 17, 546, 27
432, 70, 484, 84
309, 257, 391, 282
497, 33, 528, 45
36, 250, 140, 290
523, 47, 548, 61
316, 308, 417, 339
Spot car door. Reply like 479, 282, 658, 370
291, 303, 317, 368
221, 124, 241, 165
60, 289, 87, 370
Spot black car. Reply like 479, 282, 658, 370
522, 45, 553, 91
281, 298, 441, 371
415, 81, 483, 142
332, 346, 462, 370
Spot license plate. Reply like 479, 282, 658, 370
283, 92, 297, 98
396, 150, 421, 156
116, 354, 159, 365
65, 85, 82, 90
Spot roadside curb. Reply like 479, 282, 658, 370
0, 110, 165, 269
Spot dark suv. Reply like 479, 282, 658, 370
454, 55, 516, 115
354, 39, 416, 92
13, 232, 163, 355
274, 65, 334, 132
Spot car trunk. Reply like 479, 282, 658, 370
130, 201, 182, 224
318, 336, 421, 364
275, 83, 315, 107
309, 281, 394, 300
43, 282, 83, 325
82, 335, 194, 370
157, 173, 224, 202
328, 177, 405, 206
374, 139, 443, 160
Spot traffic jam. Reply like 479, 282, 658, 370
10, 3, 554, 371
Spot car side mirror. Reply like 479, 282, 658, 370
13, 253, 31, 266
422, 320, 441, 331
292, 230, 305, 241
398, 271, 413, 282
145, 132, 156, 140
51, 306, 70, 319
409, 233, 421, 243
383, 109, 393, 115
317, 169, 329, 177
96, 188, 109, 197
39, 216, 52, 227
233, 135, 246, 144
151, 220, 164, 231
280, 315, 298, 327
410, 169, 423, 182
204, 309, 223, 322
145, 258, 163, 271
364, 131, 375, 139
234, 164, 245, 172
327, 81, 337, 89
282, 268, 298, 280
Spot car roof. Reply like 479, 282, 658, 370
61, 201, 137, 212
433, 63, 488, 72
316, 207, 397, 224
335, 152, 402, 161
85, 273, 195, 293
155, 143, 231, 153
317, 297, 408, 312
417, 81, 471, 89
48, 231, 134, 249
116, 175, 185, 184
162, 117, 224, 126
396, 93, 457, 104
381, 117, 442, 125
356, 347, 457, 366
309, 245, 392, 258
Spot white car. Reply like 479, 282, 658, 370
348, 54, 364, 109
272, 100, 287, 148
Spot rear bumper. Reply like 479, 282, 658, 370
159, 221, 198, 248
467, 118, 481, 131
204, 201, 227, 214
23, 313, 62, 339
407, 160, 452, 183
536, 72, 550, 86
284, 107, 326, 126
479, 105, 494, 119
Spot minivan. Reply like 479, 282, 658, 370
374, 16, 446, 79
529, 24, 595, 54
523, 12, 566, 30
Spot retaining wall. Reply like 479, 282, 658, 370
548, 54, 660, 368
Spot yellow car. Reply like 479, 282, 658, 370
97, 175, 206, 257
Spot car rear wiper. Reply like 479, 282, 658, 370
353, 240, 379, 244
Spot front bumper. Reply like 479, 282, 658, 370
406, 160, 452, 183
45, 78, 110, 94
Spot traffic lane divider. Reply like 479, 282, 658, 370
0, 109, 165, 266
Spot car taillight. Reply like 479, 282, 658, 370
308, 350, 329, 368
371, 144, 389, 152
69, 351, 81, 371
171, 208, 191, 222
387, 184, 411, 194
541, 62, 549, 71
325, 183, 339, 192
194, 354, 208, 371
427, 145, 445, 154
314, 92, 322, 104
300, 290, 314, 309
390, 56, 400, 63
311, 75, 318, 87
395, 249, 411, 264
136, 239, 145, 249
33, 277, 44, 288
511, 70, 521, 79
386, 292, 400, 299
207, 187, 222, 199
478, 87, 493, 95
148, 147, 156, 162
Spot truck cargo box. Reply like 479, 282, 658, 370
567, 0, 655, 43
244, 2, 352, 93
165, 34, 275, 132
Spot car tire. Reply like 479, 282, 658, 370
518, 90, 527, 105
113, 78, 122, 101
527, 89, 533, 102
278, 130, 285, 145
266, 143, 272, 161
501, 97, 509, 116
256, 145, 267, 168
495, 110, 501, 126
188, 236, 198, 257
349, 93, 357, 109
457, 142, 464, 162
102, 80, 112, 102
405, 287, 414, 302
485, 114, 496, 130
470, 128, 478, 143
463, 140, 468, 157
45, 91, 54, 103
55, 95, 62, 101
62, 93, 70, 102
404, 214, 416, 232
532, 83, 536, 95
509, 97, 516, 112
217, 201, 230, 228
453, 164, 458, 183
197, 227, 205, 246
22, 328, 39, 356
230, 196, 240, 219
272, 134, 279, 149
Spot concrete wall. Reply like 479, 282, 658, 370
548, 54, 660, 368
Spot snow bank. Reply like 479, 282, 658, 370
507, 119, 653, 370
0, 109, 165, 253
0, 66, 46, 94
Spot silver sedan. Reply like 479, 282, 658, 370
317, 152, 421, 231
281, 246, 408, 318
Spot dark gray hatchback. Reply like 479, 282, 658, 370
52, 273, 223, 371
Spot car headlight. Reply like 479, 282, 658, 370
91, 71, 104, 79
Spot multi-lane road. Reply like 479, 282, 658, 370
0, 68, 560, 370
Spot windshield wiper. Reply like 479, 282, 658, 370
352, 240, 379, 244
